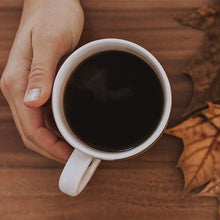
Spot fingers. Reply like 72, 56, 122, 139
21, 89, 73, 162
1, 32, 73, 163
1, 74, 73, 163
2, 83, 73, 163
24, 34, 67, 108
14, 101, 73, 162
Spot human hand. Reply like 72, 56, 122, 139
0, 0, 84, 164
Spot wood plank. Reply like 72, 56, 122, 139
0, 168, 218, 220
81, 0, 209, 11
0, 0, 209, 10
0, 0, 23, 9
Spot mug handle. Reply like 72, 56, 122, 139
59, 149, 101, 196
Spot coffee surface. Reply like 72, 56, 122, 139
64, 51, 164, 152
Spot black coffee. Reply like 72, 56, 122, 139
64, 51, 164, 152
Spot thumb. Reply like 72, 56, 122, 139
24, 44, 64, 108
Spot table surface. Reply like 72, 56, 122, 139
0, 0, 217, 219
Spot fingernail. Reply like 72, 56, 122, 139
24, 88, 41, 102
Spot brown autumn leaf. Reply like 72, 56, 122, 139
166, 103, 220, 207
199, 172, 220, 199
179, 1, 220, 116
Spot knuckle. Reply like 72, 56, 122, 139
29, 65, 47, 82
1, 73, 14, 93
23, 128, 34, 143
1, 72, 26, 96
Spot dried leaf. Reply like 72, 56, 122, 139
179, 1, 220, 116
181, 4, 217, 30
199, 172, 220, 198
166, 103, 220, 195
197, 172, 220, 217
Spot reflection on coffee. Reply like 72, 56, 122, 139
64, 51, 164, 152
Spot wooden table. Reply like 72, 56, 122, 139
0, 0, 217, 219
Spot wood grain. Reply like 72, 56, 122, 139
0, 0, 217, 219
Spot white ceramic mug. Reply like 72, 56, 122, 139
52, 38, 172, 196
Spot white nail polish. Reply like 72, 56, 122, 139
24, 88, 41, 102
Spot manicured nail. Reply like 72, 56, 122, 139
24, 88, 41, 102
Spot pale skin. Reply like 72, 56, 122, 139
0, 0, 84, 164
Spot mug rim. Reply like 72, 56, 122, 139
52, 38, 172, 160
